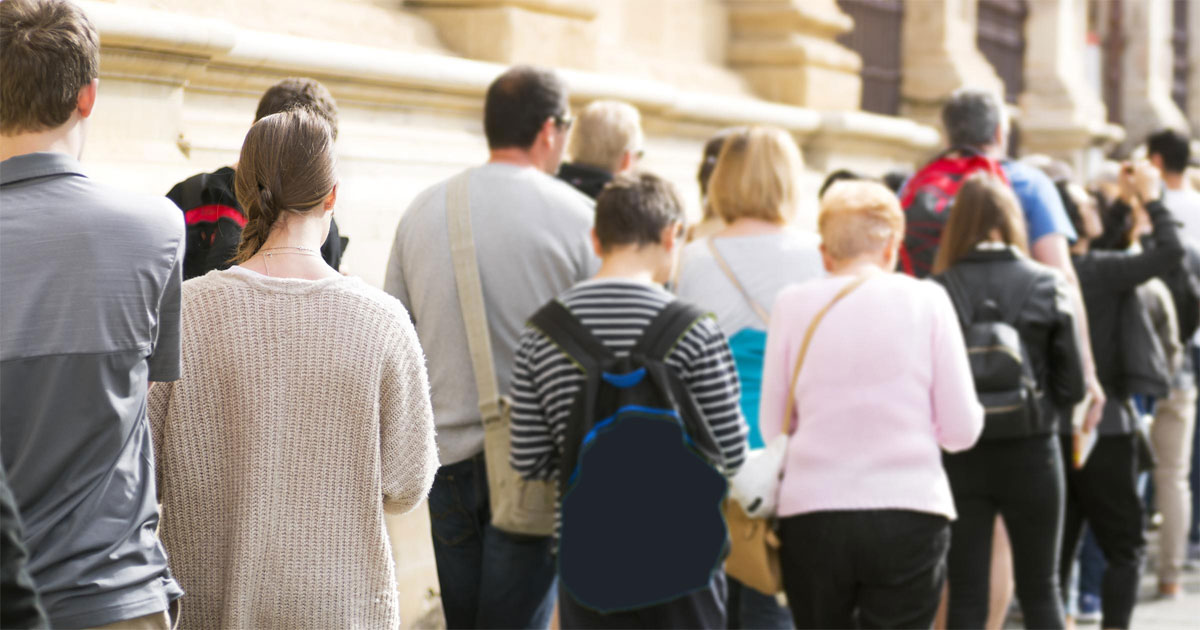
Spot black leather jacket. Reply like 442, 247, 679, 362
935, 247, 1086, 437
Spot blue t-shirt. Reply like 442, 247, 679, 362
1001, 159, 1077, 244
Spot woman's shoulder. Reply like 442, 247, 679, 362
328, 277, 415, 328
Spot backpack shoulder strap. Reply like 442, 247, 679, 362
938, 267, 975, 326
528, 299, 616, 368
632, 300, 708, 360
707, 238, 769, 325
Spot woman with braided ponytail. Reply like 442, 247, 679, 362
147, 108, 439, 629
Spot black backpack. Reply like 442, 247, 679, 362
527, 299, 729, 614
937, 268, 1042, 440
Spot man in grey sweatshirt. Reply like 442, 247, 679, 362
384, 65, 597, 629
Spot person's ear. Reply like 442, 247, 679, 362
819, 243, 836, 272
324, 183, 338, 214
660, 221, 683, 253
540, 117, 558, 149
77, 79, 99, 119
1149, 153, 1164, 171
590, 227, 604, 259
618, 150, 635, 174
882, 233, 901, 270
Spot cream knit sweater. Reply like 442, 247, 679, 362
148, 267, 438, 630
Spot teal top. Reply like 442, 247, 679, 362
729, 327, 768, 449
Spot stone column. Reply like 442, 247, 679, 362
725, 0, 862, 111
899, 0, 1005, 129
1189, 0, 1200, 134
1119, 0, 1188, 151
1019, 0, 1121, 175
406, 0, 599, 70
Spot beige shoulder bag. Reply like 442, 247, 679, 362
446, 171, 557, 536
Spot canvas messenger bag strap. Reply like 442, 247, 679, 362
781, 274, 870, 436
446, 171, 503, 422
707, 237, 771, 326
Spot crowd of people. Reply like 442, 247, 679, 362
2, 1, 1199, 629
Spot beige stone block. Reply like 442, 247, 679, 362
725, 0, 862, 110
738, 63, 862, 112
900, 0, 1004, 128
412, 5, 598, 70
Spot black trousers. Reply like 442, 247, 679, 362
778, 510, 949, 629
558, 572, 727, 629
1058, 433, 1146, 630
942, 435, 1066, 629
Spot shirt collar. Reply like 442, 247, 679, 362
0, 152, 88, 186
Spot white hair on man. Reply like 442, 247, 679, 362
567, 100, 644, 174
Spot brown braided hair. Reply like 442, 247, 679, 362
232, 109, 336, 263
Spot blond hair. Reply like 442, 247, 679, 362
567, 100, 643, 172
707, 126, 804, 225
818, 180, 905, 261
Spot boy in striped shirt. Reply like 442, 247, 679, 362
510, 172, 747, 628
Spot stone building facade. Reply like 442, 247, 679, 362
72, 0, 1196, 625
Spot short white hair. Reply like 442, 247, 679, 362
568, 100, 643, 172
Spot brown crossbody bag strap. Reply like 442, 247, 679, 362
707, 237, 771, 325
782, 275, 871, 435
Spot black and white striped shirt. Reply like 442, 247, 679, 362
510, 279, 748, 498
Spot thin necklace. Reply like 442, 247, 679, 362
260, 245, 320, 254
258, 246, 320, 277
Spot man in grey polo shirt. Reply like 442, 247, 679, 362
384, 65, 596, 629
0, 1, 184, 628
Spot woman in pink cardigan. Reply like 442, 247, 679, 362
759, 180, 984, 629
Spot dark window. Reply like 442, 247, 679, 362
1173, 0, 1189, 112
836, 0, 904, 116
976, 0, 1029, 104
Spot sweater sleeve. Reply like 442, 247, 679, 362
379, 315, 439, 514
509, 328, 559, 481
670, 317, 748, 475
383, 217, 413, 317
147, 380, 173, 500
928, 284, 985, 452
1045, 274, 1087, 408
1085, 200, 1185, 293
758, 292, 795, 446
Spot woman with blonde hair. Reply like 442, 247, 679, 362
675, 126, 823, 628
760, 180, 983, 629
149, 109, 438, 629
932, 173, 1084, 630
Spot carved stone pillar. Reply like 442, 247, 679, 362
1019, 0, 1121, 172
406, 0, 599, 70
1189, 0, 1200, 133
1119, 0, 1188, 151
725, 0, 862, 111
899, 0, 1005, 129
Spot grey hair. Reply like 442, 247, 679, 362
941, 89, 1003, 149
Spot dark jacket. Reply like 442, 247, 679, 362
166, 167, 344, 279
935, 247, 1085, 437
1072, 199, 1185, 434
557, 162, 614, 200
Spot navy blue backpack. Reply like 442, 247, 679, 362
527, 299, 730, 613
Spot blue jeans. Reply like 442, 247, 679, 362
1077, 526, 1105, 602
428, 451, 557, 629
726, 575, 792, 629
